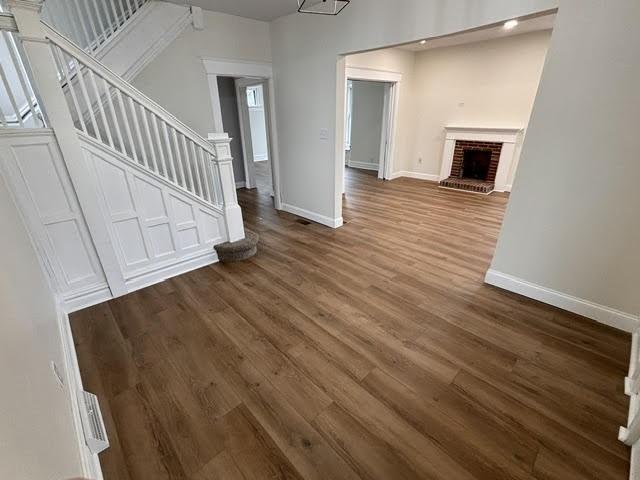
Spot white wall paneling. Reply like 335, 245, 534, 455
80, 135, 225, 292
0, 129, 110, 311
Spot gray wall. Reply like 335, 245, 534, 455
349, 80, 385, 170
217, 76, 246, 183
491, 0, 640, 315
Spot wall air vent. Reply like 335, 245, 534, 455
78, 390, 109, 455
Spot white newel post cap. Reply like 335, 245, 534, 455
207, 132, 233, 163
7, 0, 45, 35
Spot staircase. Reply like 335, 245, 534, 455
0, 1, 244, 311
42, 0, 151, 56
43, 0, 191, 80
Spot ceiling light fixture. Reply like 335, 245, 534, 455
504, 19, 519, 30
297, 0, 350, 16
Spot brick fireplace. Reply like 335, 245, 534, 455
440, 140, 504, 193
438, 127, 523, 194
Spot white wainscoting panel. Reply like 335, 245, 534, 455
0, 130, 110, 311
80, 136, 226, 292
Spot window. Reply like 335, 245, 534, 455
247, 86, 263, 108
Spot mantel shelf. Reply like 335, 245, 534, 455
444, 126, 524, 134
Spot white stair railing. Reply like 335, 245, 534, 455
42, 0, 150, 56
46, 24, 223, 207
2, 3, 245, 245
0, 26, 44, 128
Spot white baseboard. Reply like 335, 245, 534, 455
494, 183, 513, 193
57, 305, 104, 480
63, 284, 112, 313
485, 269, 639, 332
236, 180, 246, 189
390, 171, 440, 182
63, 251, 219, 313
281, 203, 343, 228
348, 161, 379, 171
124, 250, 219, 294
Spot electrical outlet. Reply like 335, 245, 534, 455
418, 157, 423, 164
51, 361, 64, 389
319, 128, 329, 141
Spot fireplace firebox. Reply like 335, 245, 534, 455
440, 139, 504, 193
461, 149, 492, 180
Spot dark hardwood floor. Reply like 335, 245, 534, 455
71, 167, 631, 480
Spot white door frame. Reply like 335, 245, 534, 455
202, 57, 282, 210
344, 67, 402, 184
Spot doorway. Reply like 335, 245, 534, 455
236, 80, 273, 195
341, 67, 401, 195
345, 80, 388, 178
202, 57, 282, 210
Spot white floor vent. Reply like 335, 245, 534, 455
78, 390, 109, 454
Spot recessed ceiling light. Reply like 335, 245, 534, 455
420, 40, 427, 45
504, 19, 519, 30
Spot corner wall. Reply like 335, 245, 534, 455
489, 0, 640, 326
0, 172, 83, 479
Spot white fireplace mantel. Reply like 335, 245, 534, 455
439, 126, 524, 192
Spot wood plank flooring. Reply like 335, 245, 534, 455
70, 167, 631, 480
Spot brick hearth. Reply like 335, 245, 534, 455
440, 140, 503, 193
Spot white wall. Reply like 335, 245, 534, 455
490, 0, 640, 318
217, 76, 246, 183
270, 0, 558, 222
345, 32, 550, 182
349, 80, 385, 170
132, 9, 271, 138
411, 30, 550, 179
0, 172, 82, 479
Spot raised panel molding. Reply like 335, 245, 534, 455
0, 131, 109, 311
80, 136, 226, 292
1, 130, 227, 311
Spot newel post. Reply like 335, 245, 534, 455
7, 0, 127, 296
209, 133, 245, 242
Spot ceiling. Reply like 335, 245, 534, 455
399, 14, 556, 52
166, 0, 299, 21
